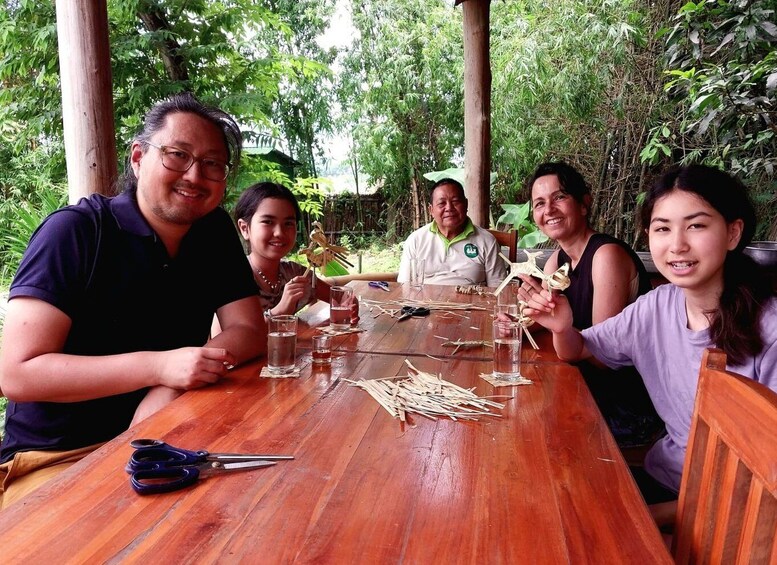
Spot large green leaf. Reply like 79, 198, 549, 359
321, 260, 349, 277
423, 167, 498, 187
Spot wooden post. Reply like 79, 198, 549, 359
55, 0, 117, 204
461, 0, 491, 228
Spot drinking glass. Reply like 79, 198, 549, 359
312, 334, 332, 365
495, 286, 519, 317
267, 315, 297, 374
409, 258, 425, 290
492, 319, 522, 380
329, 286, 354, 330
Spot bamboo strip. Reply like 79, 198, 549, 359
523, 326, 539, 350
361, 297, 488, 312
347, 362, 507, 423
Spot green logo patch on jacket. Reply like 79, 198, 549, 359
464, 243, 479, 258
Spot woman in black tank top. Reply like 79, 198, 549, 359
526, 162, 662, 450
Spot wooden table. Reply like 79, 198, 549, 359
0, 283, 671, 563
298, 281, 562, 363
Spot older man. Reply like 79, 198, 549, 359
0, 93, 264, 507
397, 178, 506, 286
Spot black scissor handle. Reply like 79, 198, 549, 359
398, 306, 430, 321
131, 466, 200, 495
130, 438, 166, 449
126, 440, 209, 474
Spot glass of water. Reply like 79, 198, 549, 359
267, 315, 297, 374
492, 319, 522, 380
329, 286, 353, 330
409, 258, 425, 290
495, 286, 519, 317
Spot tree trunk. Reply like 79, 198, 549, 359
462, 0, 491, 228
55, 0, 117, 203
410, 173, 421, 230
138, 6, 189, 82
349, 141, 364, 228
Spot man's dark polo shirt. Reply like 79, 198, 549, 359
1, 191, 257, 463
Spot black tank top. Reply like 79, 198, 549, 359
557, 233, 651, 330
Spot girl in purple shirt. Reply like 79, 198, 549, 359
518, 165, 777, 514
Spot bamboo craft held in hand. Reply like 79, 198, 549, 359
493, 249, 571, 297
507, 304, 539, 350
300, 221, 354, 287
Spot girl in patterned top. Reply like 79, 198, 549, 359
233, 182, 359, 321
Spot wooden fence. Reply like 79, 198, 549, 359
318, 195, 386, 236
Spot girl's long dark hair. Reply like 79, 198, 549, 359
234, 182, 302, 224
641, 164, 774, 365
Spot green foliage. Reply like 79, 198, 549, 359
640, 125, 674, 164
0, 183, 67, 284
495, 203, 549, 248
338, 0, 465, 233
108, 0, 289, 146
292, 176, 332, 219
3, 0, 776, 263
261, 0, 337, 177
649, 0, 777, 238
485, 0, 662, 245
0, 0, 339, 277
0, 2, 62, 153
1, 1, 296, 167
321, 259, 349, 277
489, 0, 646, 199
423, 167, 498, 188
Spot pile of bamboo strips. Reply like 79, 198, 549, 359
345, 361, 507, 422
362, 297, 488, 319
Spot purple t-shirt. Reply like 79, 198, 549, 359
582, 284, 777, 492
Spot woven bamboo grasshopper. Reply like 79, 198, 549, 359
300, 221, 353, 287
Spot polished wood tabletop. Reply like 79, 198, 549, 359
0, 283, 671, 563
298, 281, 562, 363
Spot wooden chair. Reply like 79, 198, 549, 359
673, 348, 777, 564
488, 229, 518, 262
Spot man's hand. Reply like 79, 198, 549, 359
153, 346, 236, 389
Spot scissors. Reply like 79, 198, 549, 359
126, 439, 293, 495
369, 281, 390, 292
397, 305, 431, 322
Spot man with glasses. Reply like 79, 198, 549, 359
0, 93, 264, 508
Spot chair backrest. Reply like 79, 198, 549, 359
488, 229, 518, 262
673, 348, 777, 564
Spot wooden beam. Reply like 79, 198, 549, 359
55, 0, 117, 204
461, 0, 491, 228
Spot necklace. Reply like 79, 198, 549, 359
254, 266, 281, 294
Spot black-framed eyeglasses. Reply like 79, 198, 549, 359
145, 142, 230, 182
